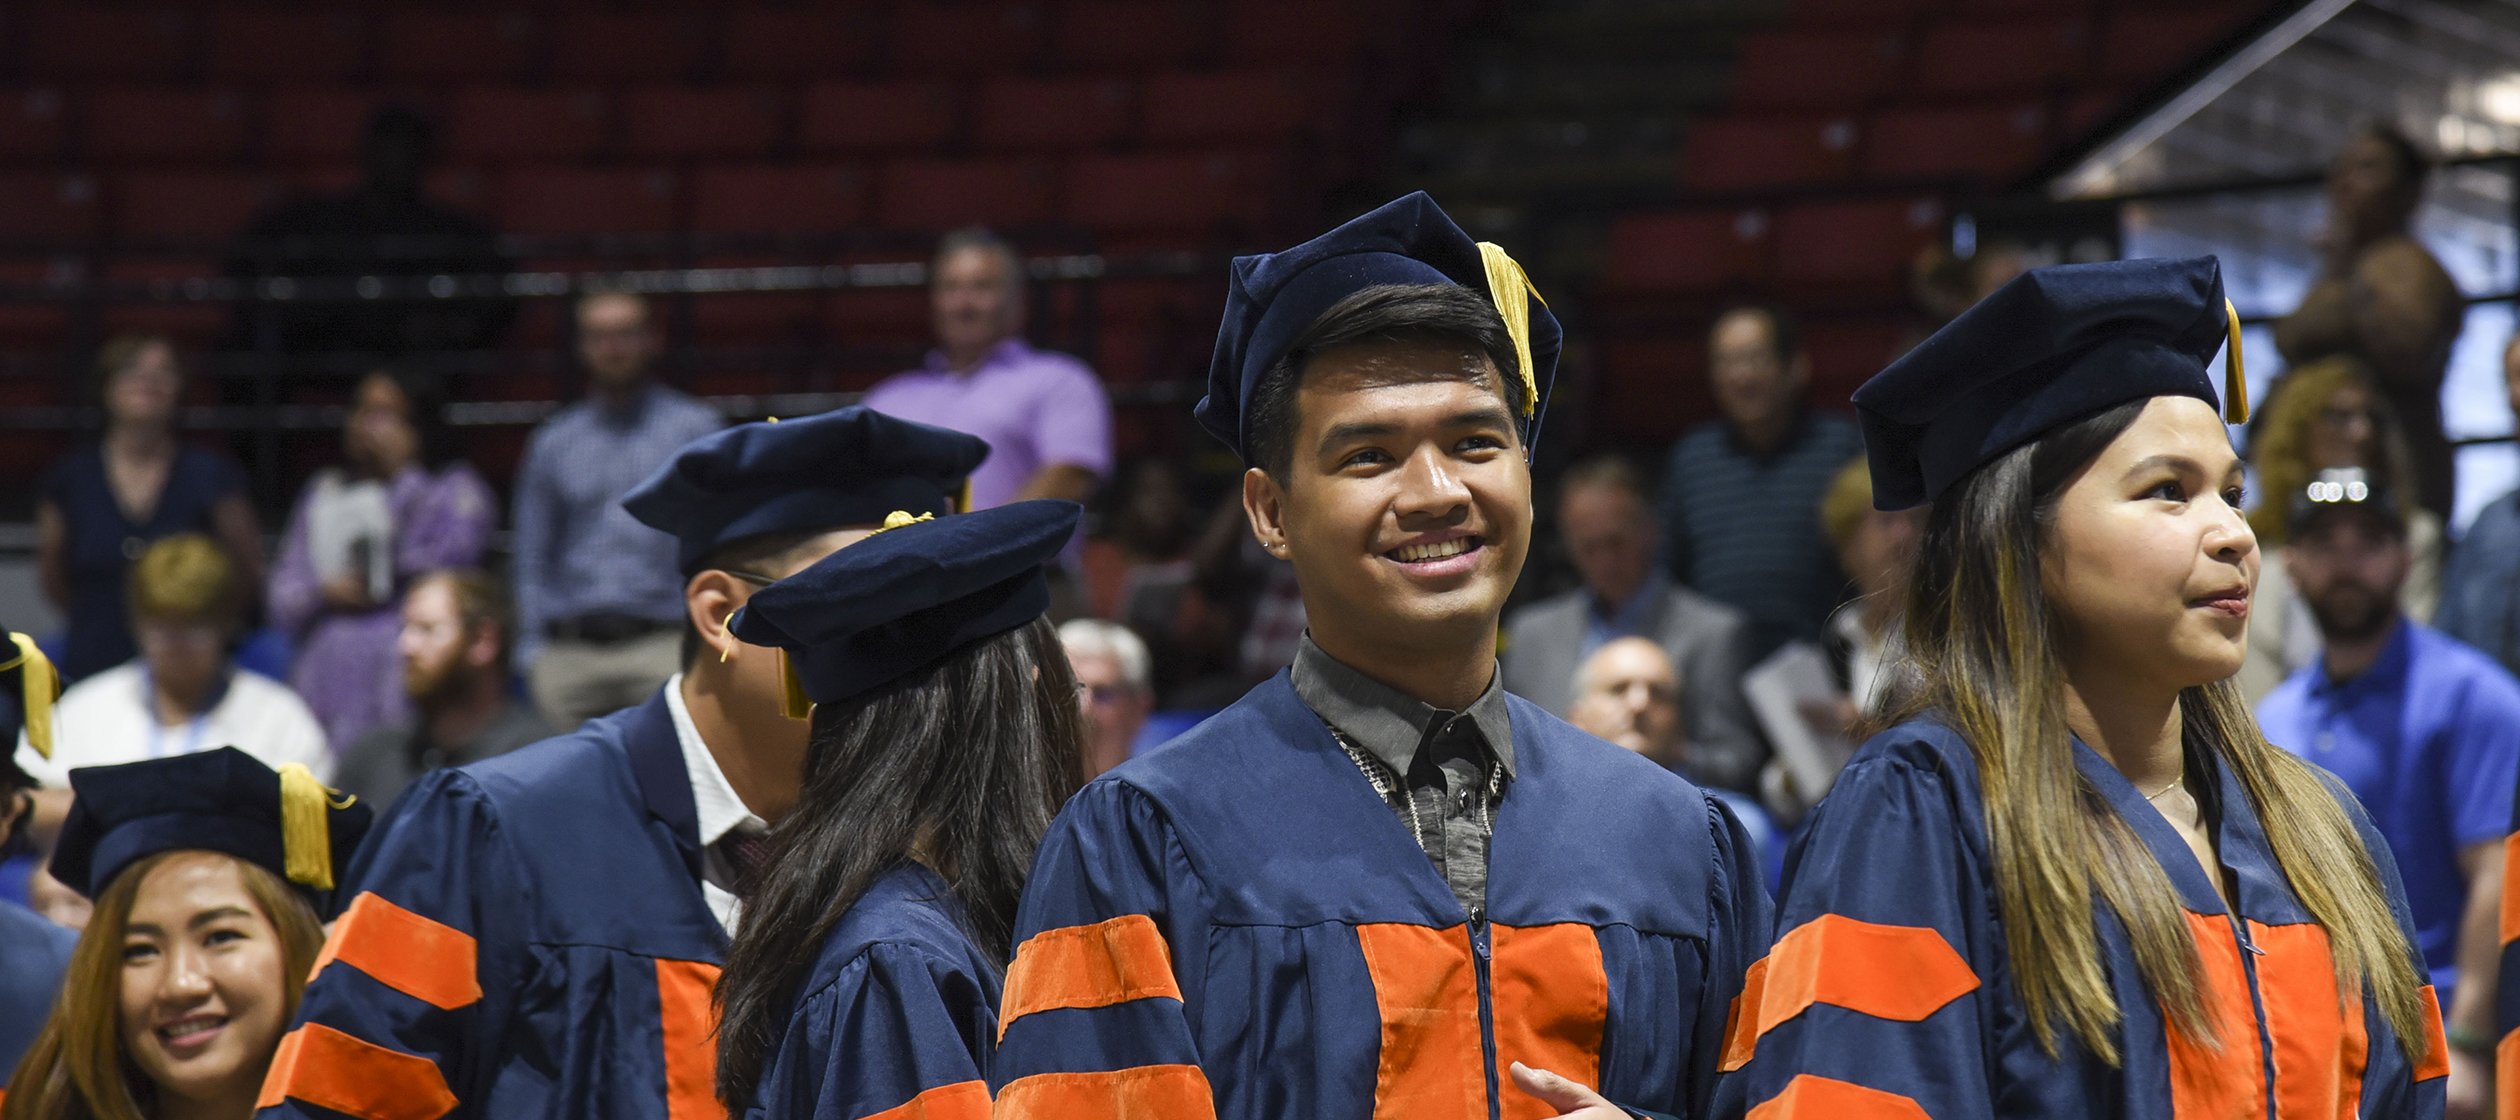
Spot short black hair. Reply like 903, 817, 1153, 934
1713, 302, 1801, 361
681, 529, 833, 668
1243, 283, 1525, 478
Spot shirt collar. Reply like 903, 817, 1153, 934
1590, 572, 1667, 632
1288, 632, 1515, 779
2308, 615, 2415, 696
664, 673, 767, 847
924, 336, 1029, 374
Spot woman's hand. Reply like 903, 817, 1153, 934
1510, 1062, 1632, 1120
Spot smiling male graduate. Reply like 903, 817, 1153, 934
987, 192, 1773, 1120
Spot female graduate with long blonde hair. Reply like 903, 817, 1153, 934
1704, 258, 2443, 1118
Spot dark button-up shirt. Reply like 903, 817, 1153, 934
1289, 634, 1514, 916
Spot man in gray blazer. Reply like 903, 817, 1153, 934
1504, 456, 1765, 792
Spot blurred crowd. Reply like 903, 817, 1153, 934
6, 119, 2518, 969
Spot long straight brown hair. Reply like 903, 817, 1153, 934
3, 852, 327, 1120
1877, 399, 2429, 1065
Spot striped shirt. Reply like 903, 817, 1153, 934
1656, 411, 1863, 653
510, 384, 724, 666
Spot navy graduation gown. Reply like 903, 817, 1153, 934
257, 692, 731, 1120
739, 865, 998, 1120
1718, 718, 2446, 1119
0, 898, 75, 1089
990, 672, 1771, 1120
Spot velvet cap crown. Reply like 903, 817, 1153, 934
623, 406, 989, 573
1197, 190, 1561, 462
52, 746, 372, 901
1854, 255, 2243, 510
728, 500, 1081, 709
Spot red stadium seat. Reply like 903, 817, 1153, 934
1862, 102, 2050, 183
377, 12, 540, 83
872, 158, 1057, 231
1062, 150, 1273, 236
1138, 70, 1317, 145
1728, 32, 1906, 111
1801, 313, 1914, 395
446, 88, 611, 163
495, 167, 680, 237
22, 9, 196, 82
111, 170, 276, 241
204, 9, 367, 84
1222, 1, 1360, 65
688, 164, 872, 234
549, 11, 710, 83
1050, 1, 1208, 72
619, 87, 785, 161
263, 88, 382, 165
718, 10, 874, 81
0, 173, 102, 242
1783, 0, 1941, 30
0, 90, 69, 165
797, 81, 961, 154
889, 4, 1045, 77
1593, 331, 1714, 442
1907, 18, 2087, 97
2099, 8, 2253, 85
1601, 209, 1771, 295
973, 77, 1133, 152
0, 261, 66, 376
1681, 113, 1860, 192
83, 88, 253, 164
1771, 196, 1943, 292
96, 257, 228, 347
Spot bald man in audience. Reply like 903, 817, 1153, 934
1571, 636, 1780, 880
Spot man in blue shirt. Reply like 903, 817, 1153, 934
1656, 304, 1863, 660
511, 290, 723, 728
2258, 466, 2520, 1110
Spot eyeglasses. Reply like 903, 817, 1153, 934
1077, 682, 1139, 707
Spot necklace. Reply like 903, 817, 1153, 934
2143, 777, 2183, 802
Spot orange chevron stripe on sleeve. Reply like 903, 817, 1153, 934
994, 1064, 1216, 1119
311, 892, 483, 1011
1720, 914, 1979, 1072
864, 1079, 990, 1120
1746, 1074, 1933, 1119
997, 914, 1181, 1039
255, 1022, 459, 1120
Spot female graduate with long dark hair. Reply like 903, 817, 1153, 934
1710, 258, 2444, 1118
710, 500, 1085, 1119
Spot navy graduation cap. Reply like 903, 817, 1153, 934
1853, 255, 2249, 510
729, 499, 1082, 715
51, 746, 372, 901
1197, 190, 1561, 462
623, 405, 991, 573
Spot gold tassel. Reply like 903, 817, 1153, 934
2222, 299, 2250, 425
955, 479, 972, 514
1, 633, 59, 760
277, 764, 352, 890
776, 650, 815, 721
873, 509, 934, 535
1476, 242, 1548, 418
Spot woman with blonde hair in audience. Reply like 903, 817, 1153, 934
3, 748, 369, 1120
2236, 353, 2442, 700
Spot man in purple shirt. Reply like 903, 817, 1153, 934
862, 228, 1113, 516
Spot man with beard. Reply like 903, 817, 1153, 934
2257, 466, 2520, 1115
333, 569, 550, 805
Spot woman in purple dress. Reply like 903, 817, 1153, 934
267, 368, 494, 750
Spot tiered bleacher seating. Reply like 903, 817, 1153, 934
0, 0, 1430, 482
1590, 0, 2278, 441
